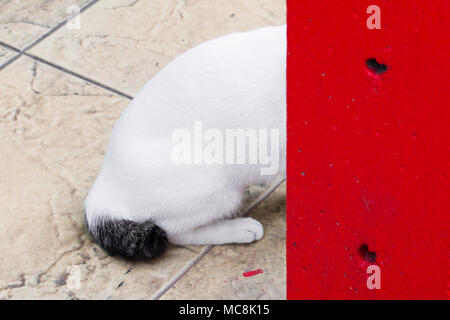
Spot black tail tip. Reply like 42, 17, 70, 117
87, 217, 169, 261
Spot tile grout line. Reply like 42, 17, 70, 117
0, 0, 134, 100
21, 0, 101, 53
0, 40, 21, 71
150, 177, 286, 300
0, 52, 22, 71
25, 52, 134, 100
0, 42, 133, 100
0, 0, 99, 68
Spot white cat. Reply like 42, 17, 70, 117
84, 25, 287, 260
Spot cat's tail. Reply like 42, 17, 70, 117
85, 215, 169, 261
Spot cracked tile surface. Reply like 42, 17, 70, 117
0, 0, 92, 49
0, 56, 199, 299
29, 0, 286, 96
161, 183, 286, 300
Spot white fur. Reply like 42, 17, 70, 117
85, 25, 287, 245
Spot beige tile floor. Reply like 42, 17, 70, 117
0, 0, 286, 300
0, 45, 18, 68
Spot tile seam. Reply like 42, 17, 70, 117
22, 0, 101, 52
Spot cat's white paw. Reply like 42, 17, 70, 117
231, 217, 264, 243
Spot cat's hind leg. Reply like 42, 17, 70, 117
169, 217, 264, 245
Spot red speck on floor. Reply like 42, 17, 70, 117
243, 269, 264, 277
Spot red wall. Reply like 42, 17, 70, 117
287, 0, 449, 299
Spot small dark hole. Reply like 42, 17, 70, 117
358, 243, 377, 263
366, 58, 388, 74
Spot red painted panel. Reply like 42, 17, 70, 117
287, 0, 449, 299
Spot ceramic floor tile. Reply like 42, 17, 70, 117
0, 56, 199, 299
0, 0, 92, 49
160, 183, 286, 300
0, 44, 18, 67
29, 0, 286, 96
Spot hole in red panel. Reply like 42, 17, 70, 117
366, 58, 388, 75
358, 243, 377, 263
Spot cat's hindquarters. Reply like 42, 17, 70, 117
84, 178, 169, 260
83, 25, 287, 259
84, 210, 169, 260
